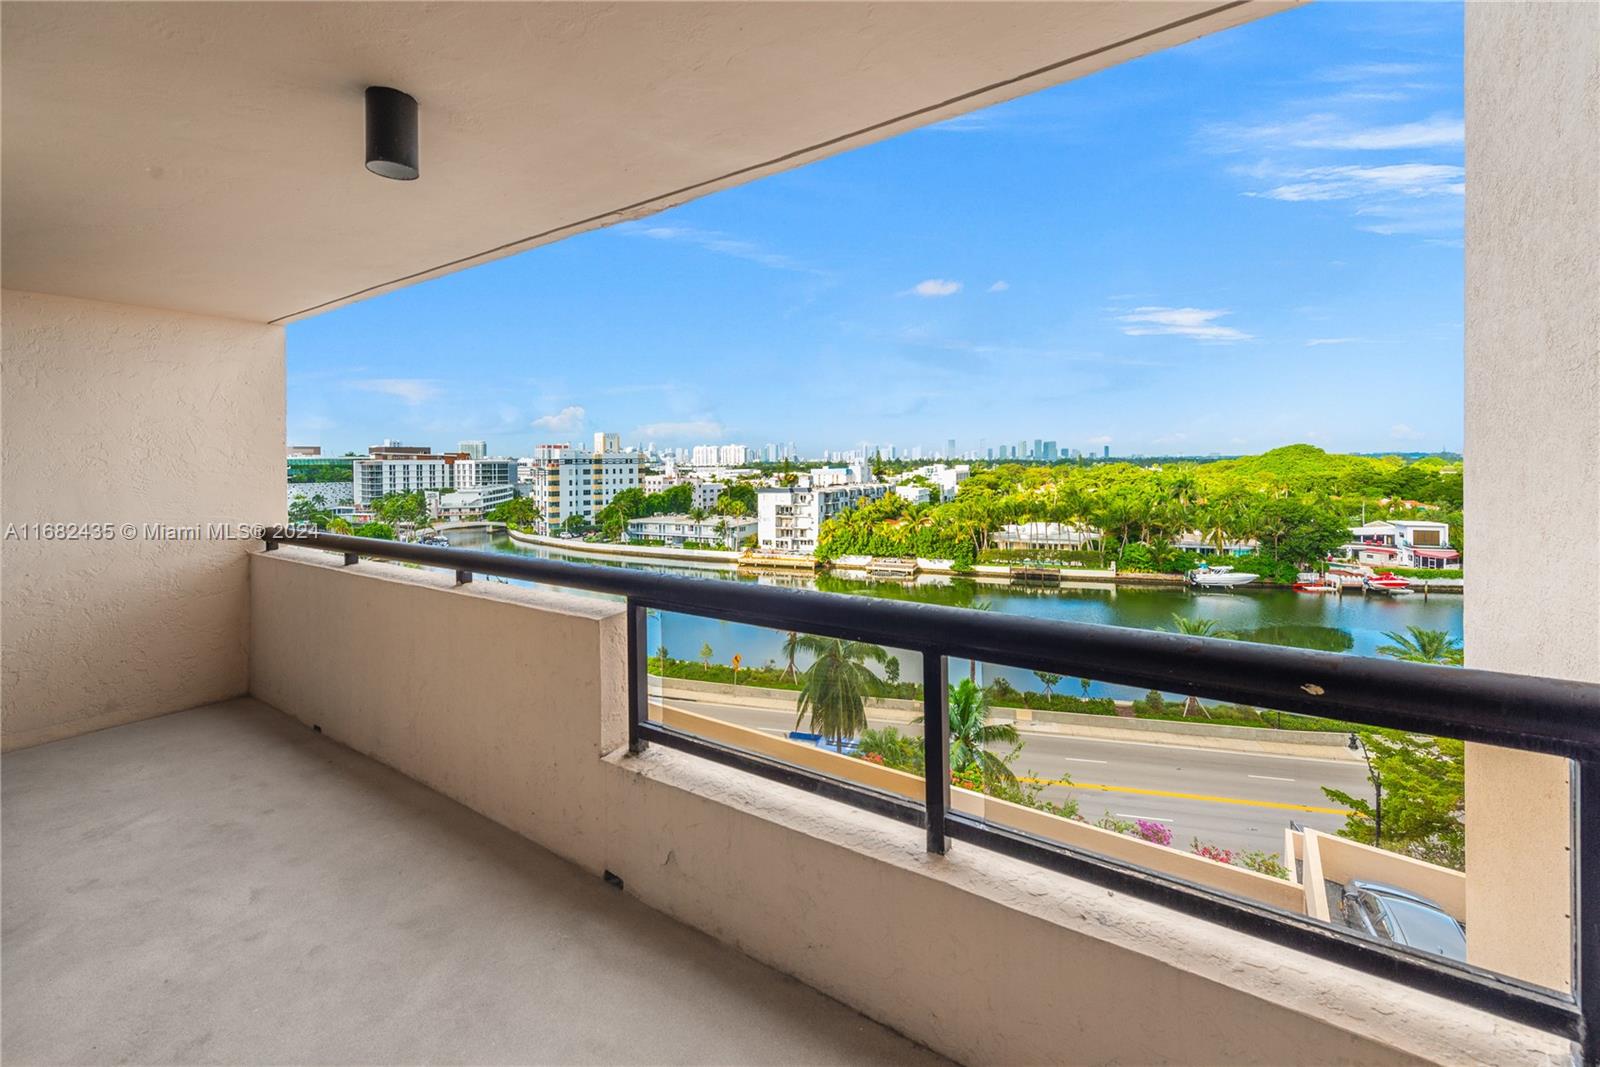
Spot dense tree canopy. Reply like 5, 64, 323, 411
815, 446, 1462, 579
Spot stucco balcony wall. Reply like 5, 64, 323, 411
246, 547, 1567, 1066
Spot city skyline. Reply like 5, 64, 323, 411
288, 2, 1465, 458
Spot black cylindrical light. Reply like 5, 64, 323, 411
365, 86, 419, 181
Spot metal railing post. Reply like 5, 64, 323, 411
1578, 758, 1598, 1064
627, 601, 649, 754
923, 652, 949, 855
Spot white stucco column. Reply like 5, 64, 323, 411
1463, 1, 1599, 991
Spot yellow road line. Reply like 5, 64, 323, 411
1021, 778, 1353, 816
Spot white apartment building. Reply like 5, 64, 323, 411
691, 444, 752, 466
757, 482, 889, 555
426, 484, 516, 521
896, 463, 968, 500
691, 481, 723, 511
626, 513, 756, 549
458, 440, 487, 459
451, 458, 518, 488
894, 484, 931, 505
530, 439, 641, 525
353, 456, 453, 506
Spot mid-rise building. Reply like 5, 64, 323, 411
691, 481, 723, 511
458, 440, 487, 459
452, 458, 518, 488
353, 455, 455, 505
757, 482, 889, 555
529, 437, 641, 525
426, 484, 516, 521
593, 432, 621, 454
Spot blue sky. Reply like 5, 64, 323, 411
288, 1, 1464, 459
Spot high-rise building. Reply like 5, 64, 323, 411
1103, 444, 1111, 459
946, 438, 956, 458
459, 440, 487, 459
1042, 440, 1058, 461
593, 432, 621, 454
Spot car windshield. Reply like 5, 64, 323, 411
1381, 897, 1466, 958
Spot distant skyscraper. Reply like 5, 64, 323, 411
1103, 444, 1110, 459
1042, 440, 1057, 461
458, 440, 487, 459
946, 438, 956, 458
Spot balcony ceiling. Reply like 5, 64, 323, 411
1, 1, 1288, 324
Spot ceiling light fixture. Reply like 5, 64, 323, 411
365, 86, 419, 181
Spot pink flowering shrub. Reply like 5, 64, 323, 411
1133, 819, 1173, 847
1191, 839, 1236, 865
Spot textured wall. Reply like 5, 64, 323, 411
250, 550, 1567, 1066
1462, 1, 1599, 992
1, 289, 283, 750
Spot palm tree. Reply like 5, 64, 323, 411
793, 636, 890, 751
1162, 615, 1239, 718
781, 630, 801, 681
1376, 627, 1464, 665
654, 644, 670, 673
1166, 615, 1236, 639
699, 642, 714, 671
1033, 672, 1062, 699
916, 679, 1020, 793
1078, 677, 1092, 699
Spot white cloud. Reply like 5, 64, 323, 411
531, 405, 586, 433
350, 378, 440, 406
1244, 162, 1463, 202
1305, 337, 1362, 347
1391, 423, 1426, 441
1293, 115, 1462, 150
908, 279, 962, 298
1116, 307, 1252, 343
987, 280, 1010, 293
633, 418, 726, 441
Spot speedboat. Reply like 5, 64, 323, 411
1364, 572, 1412, 596
1187, 565, 1258, 588
417, 534, 451, 548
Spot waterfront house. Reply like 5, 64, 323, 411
992, 520, 1101, 552
1343, 520, 1460, 569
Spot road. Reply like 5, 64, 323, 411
663, 694, 1371, 857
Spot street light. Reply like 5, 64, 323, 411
1348, 732, 1383, 848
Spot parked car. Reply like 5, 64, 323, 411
1337, 880, 1466, 961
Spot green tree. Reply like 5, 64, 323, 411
654, 644, 669, 673
885, 656, 901, 687
1033, 671, 1061, 698
1165, 615, 1237, 639
354, 521, 395, 540
793, 636, 890, 751
1078, 677, 1092, 699
372, 491, 428, 527
1322, 728, 1465, 869
288, 493, 334, 528
327, 517, 354, 534
780, 631, 802, 681
699, 642, 714, 670
1375, 627, 1464, 665
921, 679, 1021, 793
562, 513, 587, 535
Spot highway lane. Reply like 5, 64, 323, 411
660, 694, 1371, 857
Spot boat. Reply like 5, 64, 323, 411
1187, 565, 1258, 588
417, 534, 451, 548
1294, 576, 1340, 593
1364, 572, 1413, 596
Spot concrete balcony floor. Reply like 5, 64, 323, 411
1, 700, 945, 1065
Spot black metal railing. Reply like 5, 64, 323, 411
264, 528, 1600, 1059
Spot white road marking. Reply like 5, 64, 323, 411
1248, 774, 1296, 782
1115, 813, 1173, 822
1061, 757, 1109, 764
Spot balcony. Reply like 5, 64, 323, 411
4, 2, 1598, 1065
